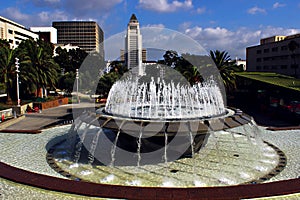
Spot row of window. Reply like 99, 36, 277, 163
256, 46, 288, 54
8, 39, 20, 45
58, 38, 97, 41
256, 64, 298, 70
53, 25, 97, 29
57, 30, 101, 34
256, 55, 289, 62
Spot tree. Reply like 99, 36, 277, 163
209, 50, 241, 92
18, 39, 59, 97
96, 72, 120, 97
57, 71, 75, 93
54, 47, 89, 93
0, 41, 18, 104
161, 50, 203, 85
162, 50, 180, 67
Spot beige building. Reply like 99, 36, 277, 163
246, 33, 300, 77
30, 27, 57, 44
52, 21, 104, 57
0, 16, 38, 48
120, 48, 147, 62
260, 35, 286, 45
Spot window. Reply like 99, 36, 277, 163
8, 29, 13, 34
256, 50, 262, 54
271, 66, 278, 69
272, 47, 278, 52
263, 49, 269, 53
256, 66, 262, 70
281, 65, 287, 69
9, 39, 13, 44
291, 64, 299, 69
281, 46, 288, 51
263, 65, 269, 70
256, 58, 261, 62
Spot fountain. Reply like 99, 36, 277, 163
46, 64, 286, 188
42, 26, 293, 198
0, 23, 298, 200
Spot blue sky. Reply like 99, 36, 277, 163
1, 0, 300, 59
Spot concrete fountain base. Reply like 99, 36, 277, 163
75, 107, 253, 158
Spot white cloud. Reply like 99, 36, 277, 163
183, 26, 300, 59
273, 2, 286, 9
2, 7, 30, 22
1, 7, 68, 27
178, 22, 191, 31
64, 0, 123, 16
38, 10, 68, 23
31, 0, 61, 8
138, 0, 193, 12
1, 0, 122, 27
196, 7, 206, 14
142, 24, 165, 28
247, 6, 266, 15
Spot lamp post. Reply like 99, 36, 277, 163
76, 69, 79, 103
15, 58, 20, 107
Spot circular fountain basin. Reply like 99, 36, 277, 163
47, 125, 287, 188
76, 107, 252, 158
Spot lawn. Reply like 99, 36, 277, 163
236, 72, 300, 92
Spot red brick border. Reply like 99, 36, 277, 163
0, 162, 299, 200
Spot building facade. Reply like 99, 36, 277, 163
30, 27, 57, 44
120, 48, 147, 62
0, 16, 38, 48
52, 21, 104, 56
247, 34, 300, 77
125, 14, 145, 76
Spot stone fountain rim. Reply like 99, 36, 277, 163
83, 107, 253, 135
98, 107, 234, 122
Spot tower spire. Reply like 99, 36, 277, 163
125, 14, 144, 76
130, 14, 138, 23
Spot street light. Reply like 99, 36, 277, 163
15, 58, 20, 107
76, 68, 79, 103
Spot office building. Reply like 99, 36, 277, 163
246, 33, 300, 77
0, 16, 38, 48
52, 21, 104, 56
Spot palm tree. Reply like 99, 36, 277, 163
0, 42, 18, 104
209, 50, 241, 92
19, 39, 59, 98
182, 65, 203, 85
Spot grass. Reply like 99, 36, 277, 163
235, 72, 300, 91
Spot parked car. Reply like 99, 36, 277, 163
283, 101, 300, 113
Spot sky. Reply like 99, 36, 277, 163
1, 0, 300, 59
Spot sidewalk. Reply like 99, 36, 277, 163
0, 103, 97, 133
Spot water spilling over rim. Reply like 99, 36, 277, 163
47, 127, 286, 188
104, 77, 226, 120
